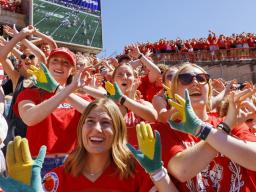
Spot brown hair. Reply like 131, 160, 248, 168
64, 98, 135, 178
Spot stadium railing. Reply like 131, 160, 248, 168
152, 47, 256, 63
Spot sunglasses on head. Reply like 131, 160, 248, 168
20, 54, 36, 60
178, 73, 210, 85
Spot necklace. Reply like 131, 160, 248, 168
86, 170, 103, 176
83, 160, 111, 177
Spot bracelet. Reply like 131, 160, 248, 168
119, 96, 126, 105
53, 84, 60, 94
150, 167, 167, 182
217, 122, 231, 134
196, 123, 212, 140
137, 54, 143, 60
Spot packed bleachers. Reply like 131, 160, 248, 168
123, 31, 256, 63
0, 0, 22, 13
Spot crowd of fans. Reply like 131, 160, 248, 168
0, 25, 255, 191
0, 0, 22, 13
123, 31, 256, 62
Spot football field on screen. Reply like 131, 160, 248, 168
33, 0, 102, 48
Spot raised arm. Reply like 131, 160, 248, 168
168, 89, 256, 183
206, 90, 256, 171
127, 122, 178, 192
127, 44, 161, 83
0, 28, 30, 84
105, 82, 157, 122
19, 65, 90, 126
4, 25, 47, 64
33, 28, 58, 51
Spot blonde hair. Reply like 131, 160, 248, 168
64, 98, 135, 178
171, 63, 213, 111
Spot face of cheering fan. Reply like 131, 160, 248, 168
48, 54, 75, 85
82, 106, 114, 155
20, 49, 38, 70
175, 65, 210, 110
113, 64, 136, 95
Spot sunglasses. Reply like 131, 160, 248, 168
178, 73, 210, 85
20, 54, 36, 60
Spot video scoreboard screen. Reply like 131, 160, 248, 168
33, 0, 102, 49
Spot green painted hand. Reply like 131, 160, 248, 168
168, 89, 203, 136
104, 81, 123, 101
0, 136, 46, 192
28, 63, 59, 92
127, 128, 162, 174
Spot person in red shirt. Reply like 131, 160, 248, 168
164, 63, 256, 191
82, 61, 158, 148
41, 98, 177, 192
152, 66, 178, 123
14, 47, 92, 177
124, 45, 162, 102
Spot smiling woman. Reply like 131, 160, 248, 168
14, 47, 92, 177
0, 26, 47, 151
41, 98, 178, 192
164, 62, 256, 191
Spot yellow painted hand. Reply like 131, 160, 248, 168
7, 136, 33, 185
0, 136, 46, 192
27, 65, 47, 83
162, 84, 172, 99
105, 81, 115, 95
136, 122, 156, 160
104, 81, 123, 101
168, 94, 186, 122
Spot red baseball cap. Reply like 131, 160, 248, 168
48, 47, 76, 66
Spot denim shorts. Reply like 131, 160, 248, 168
41, 156, 67, 178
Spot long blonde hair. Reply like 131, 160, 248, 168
64, 98, 135, 178
171, 63, 213, 111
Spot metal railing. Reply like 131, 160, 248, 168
152, 48, 256, 64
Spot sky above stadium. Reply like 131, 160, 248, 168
98, 0, 256, 58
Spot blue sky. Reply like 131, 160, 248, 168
98, 0, 256, 58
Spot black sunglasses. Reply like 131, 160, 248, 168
20, 54, 36, 60
178, 73, 210, 85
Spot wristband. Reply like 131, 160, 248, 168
196, 123, 212, 140
120, 96, 126, 105
150, 167, 167, 182
137, 54, 143, 60
217, 122, 231, 134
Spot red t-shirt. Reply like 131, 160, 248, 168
14, 88, 92, 156
138, 75, 162, 102
161, 112, 256, 192
42, 163, 155, 192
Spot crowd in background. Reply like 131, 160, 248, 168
0, 25, 255, 191
123, 31, 256, 62
0, 0, 22, 13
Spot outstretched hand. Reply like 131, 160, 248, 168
104, 81, 123, 102
168, 89, 203, 136
0, 136, 46, 192
27, 63, 59, 92
127, 122, 162, 173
